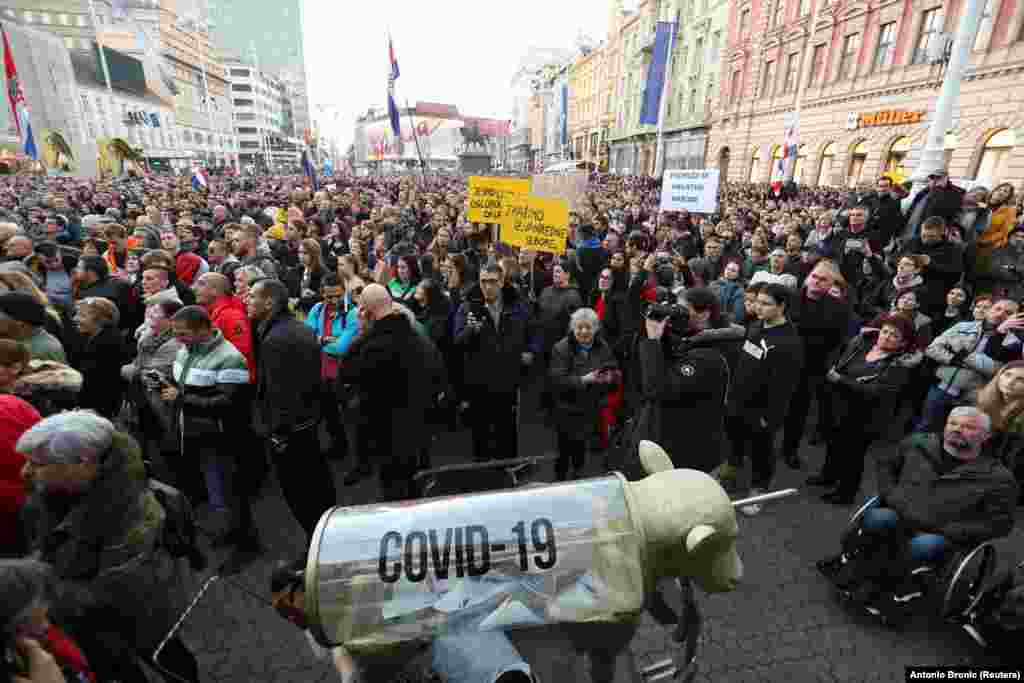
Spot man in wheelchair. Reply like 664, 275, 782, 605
818, 407, 1019, 622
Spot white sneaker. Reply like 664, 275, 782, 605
740, 488, 764, 516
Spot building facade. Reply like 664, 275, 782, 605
609, 3, 649, 174
568, 45, 606, 166
225, 59, 300, 170
709, 0, 1024, 187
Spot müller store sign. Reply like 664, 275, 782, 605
846, 110, 926, 130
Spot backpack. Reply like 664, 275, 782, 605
149, 479, 207, 572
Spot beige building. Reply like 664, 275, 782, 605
708, 0, 1024, 188
568, 46, 606, 166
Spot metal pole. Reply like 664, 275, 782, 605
911, 0, 984, 185
404, 99, 427, 180
783, 0, 826, 183
87, 0, 119, 143
653, 18, 677, 178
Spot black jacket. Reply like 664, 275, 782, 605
454, 284, 534, 395
906, 183, 967, 239
253, 313, 321, 436
74, 324, 125, 419
548, 334, 617, 436
336, 313, 438, 463
878, 433, 1017, 546
78, 276, 138, 333
896, 238, 966, 317
727, 320, 805, 432
789, 290, 850, 377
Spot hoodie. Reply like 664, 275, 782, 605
209, 295, 254, 381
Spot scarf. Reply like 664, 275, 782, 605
893, 273, 924, 293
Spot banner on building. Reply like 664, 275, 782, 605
500, 195, 570, 254
466, 176, 531, 223
530, 171, 589, 211
639, 22, 675, 126
660, 169, 721, 214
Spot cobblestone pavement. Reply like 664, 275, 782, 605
175, 415, 1023, 683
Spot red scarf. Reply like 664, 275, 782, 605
595, 293, 607, 321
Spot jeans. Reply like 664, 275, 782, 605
202, 454, 227, 511
862, 506, 949, 564
915, 385, 958, 433
823, 425, 874, 498
725, 415, 777, 490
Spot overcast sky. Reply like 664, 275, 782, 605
302, 1, 612, 150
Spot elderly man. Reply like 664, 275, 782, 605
18, 411, 199, 682
336, 283, 440, 500
248, 279, 335, 540
4, 234, 33, 262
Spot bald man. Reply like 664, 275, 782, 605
336, 282, 442, 499
194, 272, 254, 378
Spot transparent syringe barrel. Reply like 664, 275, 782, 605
305, 475, 646, 656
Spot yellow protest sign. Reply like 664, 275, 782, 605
500, 196, 570, 254
466, 176, 531, 223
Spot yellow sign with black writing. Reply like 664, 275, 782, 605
500, 196, 570, 254
466, 176, 531, 223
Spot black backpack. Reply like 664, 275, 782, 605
149, 479, 207, 572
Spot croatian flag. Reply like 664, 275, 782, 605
387, 33, 401, 138
2, 25, 37, 161
191, 166, 208, 191
780, 116, 799, 180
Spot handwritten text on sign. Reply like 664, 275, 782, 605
500, 196, 570, 254
467, 176, 531, 223
659, 168, 721, 214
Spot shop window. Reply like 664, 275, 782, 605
847, 140, 868, 187
761, 61, 776, 97
809, 44, 825, 85
818, 142, 837, 186
749, 146, 762, 182
794, 144, 808, 181
885, 136, 912, 180
772, 0, 785, 29
975, 128, 1015, 182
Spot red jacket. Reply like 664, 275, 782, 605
0, 395, 41, 552
210, 295, 255, 381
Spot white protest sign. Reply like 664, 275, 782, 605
660, 169, 721, 214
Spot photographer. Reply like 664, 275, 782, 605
628, 286, 735, 473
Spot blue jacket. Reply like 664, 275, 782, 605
304, 296, 359, 357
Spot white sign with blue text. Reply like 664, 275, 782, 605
660, 169, 721, 214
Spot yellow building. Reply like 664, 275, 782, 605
569, 47, 606, 166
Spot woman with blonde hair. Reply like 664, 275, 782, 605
0, 270, 69, 348
968, 360, 1024, 498
72, 297, 125, 419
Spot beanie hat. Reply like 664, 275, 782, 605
0, 292, 47, 327
263, 225, 286, 241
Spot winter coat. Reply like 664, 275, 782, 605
877, 433, 1017, 547
984, 242, 1024, 301
631, 324, 743, 472
788, 289, 850, 377
826, 332, 920, 439
905, 183, 967, 240
305, 298, 360, 359
298, 267, 325, 313
535, 285, 583, 356
73, 325, 126, 420
727, 320, 805, 432
0, 396, 41, 552
208, 295, 254, 381
454, 284, 536, 396
592, 288, 630, 349
77, 277, 137, 334
925, 321, 1020, 396
335, 313, 439, 466
867, 274, 926, 320
253, 313, 321, 436
172, 329, 250, 441
548, 334, 617, 437
896, 238, 966, 317
27, 431, 188, 652
12, 361, 82, 417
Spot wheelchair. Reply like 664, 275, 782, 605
817, 496, 998, 628
953, 558, 1024, 657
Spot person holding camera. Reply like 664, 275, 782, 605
723, 284, 804, 513
627, 287, 735, 473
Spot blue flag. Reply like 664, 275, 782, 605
639, 22, 675, 126
387, 34, 401, 138
302, 150, 319, 192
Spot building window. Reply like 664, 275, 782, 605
783, 52, 799, 92
748, 146, 762, 182
761, 61, 776, 97
818, 142, 837, 185
973, 0, 995, 50
975, 128, 1015, 181
740, 8, 751, 38
731, 69, 742, 102
799, 0, 811, 16
848, 140, 868, 187
913, 7, 944, 64
771, 0, 785, 28
710, 31, 721, 63
64, 37, 75, 49
23, 11, 34, 23
694, 38, 703, 75
838, 33, 860, 79
873, 22, 897, 71
809, 44, 825, 84
793, 145, 808, 181
885, 136, 913, 178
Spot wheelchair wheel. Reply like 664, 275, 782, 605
941, 542, 997, 621
839, 495, 880, 548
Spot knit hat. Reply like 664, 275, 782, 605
0, 292, 47, 327
263, 225, 286, 240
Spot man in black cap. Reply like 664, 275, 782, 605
0, 292, 65, 362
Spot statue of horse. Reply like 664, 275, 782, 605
459, 122, 490, 152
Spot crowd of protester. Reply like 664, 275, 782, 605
0, 168, 1019, 680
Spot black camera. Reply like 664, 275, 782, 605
645, 301, 681, 322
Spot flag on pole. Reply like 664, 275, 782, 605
1, 26, 36, 160
639, 22, 675, 125
302, 149, 319, 192
191, 166, 208, 191
386, 34, 401, 138
781, 115, 799, 180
